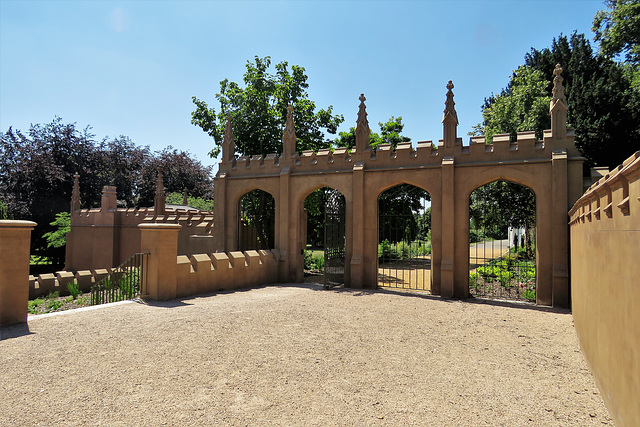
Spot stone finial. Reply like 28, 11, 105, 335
222, 115, 235, 163
355, 93, 371, 154
282, 105, 297, 159
182, 188, 188, 206
71, 173, 81, 212
442, 80, 459, 148
550, 64, 568, 140
551, 64, 566, 105
155, 167, 164, 197
154, 167, 166, 215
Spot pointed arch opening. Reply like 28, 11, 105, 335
238, 189, 275, 250
468, 180, 536, 302
302, 187, 346, 288
377, 184, 432, 291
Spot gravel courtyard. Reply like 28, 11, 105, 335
1, 284, 612, 426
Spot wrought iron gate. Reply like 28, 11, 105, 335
323, 190, 346, 289
378, 184, 431, 291
468, 181, 537, 302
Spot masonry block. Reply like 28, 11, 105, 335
176, 255, 193, 298
75, 270, 93, 293
37, 273, 58, 296
56, 271, 76, 296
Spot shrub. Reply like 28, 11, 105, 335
67, 281, 80, 300
314, 255, 324, 271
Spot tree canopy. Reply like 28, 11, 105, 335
0, 118, 214, 266
191, 56, 344, 158
474, 66, 550, 142
475, 32, 640, 170
334, 116, 411, 149
593, 0, 640, 63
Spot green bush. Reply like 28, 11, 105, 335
314, 255, 324, 271
28, 298, 44, 314
67, 281, 80, 300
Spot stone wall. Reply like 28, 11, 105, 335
65, 184, 214, 272
569, 151, 640, 427
139, 224, 279, 301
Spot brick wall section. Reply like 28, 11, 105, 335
569, 151, 640, 427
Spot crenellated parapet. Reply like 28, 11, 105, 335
569, 151, 639, 225
216, 66, 581, 180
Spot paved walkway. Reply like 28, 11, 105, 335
1, 285, 612, 426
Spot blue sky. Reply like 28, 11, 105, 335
1, 0, 604, 171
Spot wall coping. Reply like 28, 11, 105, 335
138, 223, 182, 230
0, 220, 38, 229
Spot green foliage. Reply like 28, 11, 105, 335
192, 56, 344, 158
0, 199, 11, 219
469, 181, 536, 241
304, 250, 324, 271
378, 239, 431, 260
67, 281, 80, 300
46, 299, 64, 311
593, 0, 640, 65
1, 118, 213, 265
43, 212, 70, 249
334, 116, 411, 150
28, 298, 44, 314
239, 189, 275, 250
472, 254, 536, 300
476, 32, 640, 169
525, 33, 639, 169
165, 192, 214, 211
473, 66, 550, 141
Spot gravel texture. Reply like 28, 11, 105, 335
1, 284, 612, 426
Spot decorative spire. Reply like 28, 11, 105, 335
154, 167, 166, 215
71, 173, 81, 212
222, 115, 235, 163
442, 80, 459, 125
549, 64, 568, 140
155, 167, 164, 197
282, 105, 297, 159
442, 80, 459, 148
355, 93, 370, 154
551, 63, 566, 106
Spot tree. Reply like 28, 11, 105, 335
593, 0, 640, 65
95, 136, 150, 207
378, 116, 411, 147
192, 56, 344, 158
43, 212, 71, 249
473, 66, 550, 142
137, 147, 214, 207
1, 118, 215, 267
334, 116, 412, 149
477, 33, 640, 170
524, 33, 640, 169
0, 118, 100, 266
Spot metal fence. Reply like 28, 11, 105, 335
90, 253, 148, 305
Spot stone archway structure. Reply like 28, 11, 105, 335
212, 65, 584, 307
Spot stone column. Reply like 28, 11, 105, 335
213, 172, 227, 252
350, 162, 365, 288
440, 156, 455, 297
0, 220, 37, 326
278, 167, 291, 281
551, 149, 569, 307
139, 223, 180, 300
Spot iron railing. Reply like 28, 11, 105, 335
90, 253, 148, 305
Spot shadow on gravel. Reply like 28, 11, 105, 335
0, 322, 33, 341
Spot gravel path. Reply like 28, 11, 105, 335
1, 284, 612, 426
